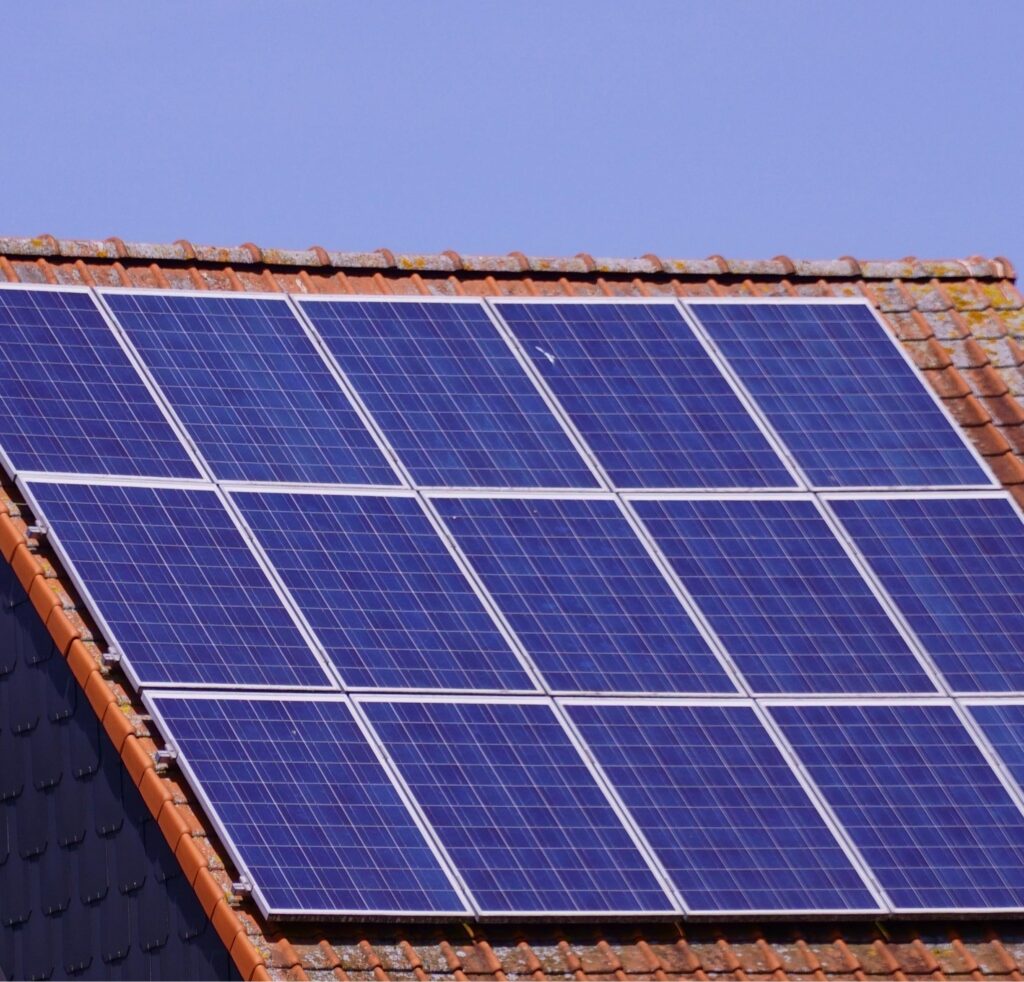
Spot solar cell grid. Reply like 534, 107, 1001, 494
830, 495, 1024, 692
567, 702, 879, 912
689, 301, 992, 488
632, 497, 934, 694
13, 287, 1021, 921
361, 698, 675, 914
102, 291, 398, 485
771, 702, 1024, 910
297, 299, 597, 488
967, 704, 1024, 801
434, 495, 734, 694
26, 481, 331, 688
233, 491, 535, 691
493, 301, 796, 490
148, 696, 468, 915
0, 287, 199, 479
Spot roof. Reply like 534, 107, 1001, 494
2, 236, 1024, 981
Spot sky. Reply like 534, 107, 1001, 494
5, 2, 1023, 265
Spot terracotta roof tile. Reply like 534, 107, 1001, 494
1005, 366, 1024, 398
997, 423, 1024, 459
3, 238, 1024, 980
902, 280, 954, 313
981, 395, 1024, 428
978, 279, 1024, 309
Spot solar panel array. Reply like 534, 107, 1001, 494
3, 283, 1022, 922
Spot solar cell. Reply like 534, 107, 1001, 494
688, 302, 991, 488
966, 704, 1024, 800
632, 497, 934, 694
297, 299, 597, 488
233, 491, 534, 691
492, 301, 796, 490
361, 699, 675, 914
830, 495, 1024, 692
434, 496, 734, 693
148, 695, 468, 916
27, 481, 331, 688
0, 287, 198, 478
771, 702, 1024, 910
567, 702, 879, 912
102, 291, 397, 485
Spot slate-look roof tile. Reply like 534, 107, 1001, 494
1, 237, 1023, 980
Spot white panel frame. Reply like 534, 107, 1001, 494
680, 296, 1001, 492
19, 476, 340, 693
5, 288, 1024, 920
424, 488, 746, 698
353, 691, 683, 920
622, 489, 946, 698
961, 698, 1024, 819
292, 293, 606, 494
485, 295, 806, 494
143, 689, 476, 920
558, 695, 888, 918
224, 484, 546, 696
820, 489, 1024, 697
94, 286, 409, 492
762, 695, 1024, 916
0, 283, 208, 483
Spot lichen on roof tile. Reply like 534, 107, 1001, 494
1, 238, 1024, 982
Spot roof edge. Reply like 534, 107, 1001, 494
0, 509, 270, 982
0, 236, 1015, 281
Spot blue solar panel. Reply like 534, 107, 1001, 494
103, 292, 397, 485
633, 497, 934, 694
434, 496, 733, 694
149, 696, 467, 915
771, 703, 1024, 910
361, 699, 674, 914
831, 496, 1024, 692
28, 482, 330, 688
0, 288, 198, 478
297, 299, 597, 488
493, 301, 795, 489
567, 702, 879, 912
966, 704, 1024, 800
689, 302, 991, 488
233, 491, 534, 691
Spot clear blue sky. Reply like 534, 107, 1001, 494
7, 2, 1022, 265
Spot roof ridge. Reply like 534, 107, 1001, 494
1, 274, 1024, 980
0, 235, 1015, 281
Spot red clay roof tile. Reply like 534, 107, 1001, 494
3, 239, 1024, 980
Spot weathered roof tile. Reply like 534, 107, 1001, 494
3, 240, 1024, 981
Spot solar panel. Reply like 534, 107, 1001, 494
632, 497, 934, 694
296, 299, 597, 488
26, 481, 331, 688
0, 287, 198, 479
492, 301, 796, 490
434, 495, 734, 694
771, 702, 1024, 910
566, 702, 880, 913
232, 491, 535, 691
688, 302, 992, 488
829, 495, 1024, 692
966, 704, 1024, 800
147, 695, 469, 916
360, 698, 676, 914
102, 291, 398, 485
12, 285, 1021, 921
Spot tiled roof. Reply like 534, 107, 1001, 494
2, 237, 1023, 981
